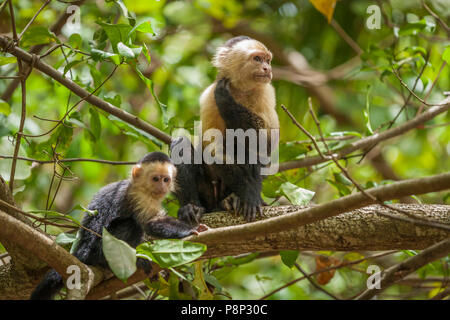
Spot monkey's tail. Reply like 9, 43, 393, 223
29, 269, 63, 300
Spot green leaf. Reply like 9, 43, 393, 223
27, 209, 81, 225
136, 239, 206, 269
68, 33, 82, 49
0, 99, 11, 116
0, 56, 17, 66
128, 20, 154, 37
107, 114, 162, 147
443, 46, 450, 65
279, 141, 311, 162
134, 66, 168, 125
117, 42, 135, 59
262, 175, 285, 198
70, 230, 82, 254
55, 232, 77, 245
327, 179, 351, 196
96, 22, 133, 51
333, 172, 353, 186
103, 92, 122, 107
280, 250, 299, 268
364, 85, 374, 135
114, 0, 136, 26
192, 261, 214, 300
20, 26, 58, 47
280, 182, 315, 205
102, 228, 137, 282
63, 59, 84, 77
141, 43, 152, 65
89, 108, 101, 140
90, 49, 121, 65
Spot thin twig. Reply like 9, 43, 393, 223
17, 0, 52, 43
294, 262, 340, 299
423, 1, 450, 35
307, 99, 450, 232
8, 0, 26, 192
280, 104, 329, 160
0, 154, 136, 165
260, 251, 397, 300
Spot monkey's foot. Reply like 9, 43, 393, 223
178, 203, 205, 225
221, 193, 263, 222
221, 193, 240, 215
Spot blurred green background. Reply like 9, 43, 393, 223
0, 0, 449, 299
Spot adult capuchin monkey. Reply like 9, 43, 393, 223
171, 36, 279, 224
30, 152, 207, 300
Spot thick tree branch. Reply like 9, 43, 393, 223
0, 209, 103, 299
184, 172, 450, 245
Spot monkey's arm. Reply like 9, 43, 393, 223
213, 78, 266, 221
145, 216, 204, 239
214, 78, 265, 130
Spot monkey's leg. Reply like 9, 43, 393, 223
214, 162, 263, 221
170, 136, 206, 225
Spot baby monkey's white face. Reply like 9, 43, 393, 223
132, 161, 176, 200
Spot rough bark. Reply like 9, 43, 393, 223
1, 203, 449, 299
196, 204, 450, 258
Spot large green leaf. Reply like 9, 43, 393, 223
280, 250, 299, 268
102, 228, 137, 282
0, 56, 17, 66
280, 182, 315, 205
96, 22, 133, 51
55, 232, 77, 245
136, 239, 206, 268
20, 26, 58, 47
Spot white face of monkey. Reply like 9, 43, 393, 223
131, 161, 176, 200
213, 39, 273, 88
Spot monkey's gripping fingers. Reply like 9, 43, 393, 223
189, 224, 209, 236
136, 257, 152, 274
221, 193, 240, 215
222, 192, 263, 222
178, 203, 205, 226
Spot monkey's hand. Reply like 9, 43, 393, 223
221, 192, 263, 222
136, 257, 152, 274
178, 203, 205, 226
189, 223, 209, 236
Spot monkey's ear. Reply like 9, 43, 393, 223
212, 47, 230, 69
132, 165, 142, 179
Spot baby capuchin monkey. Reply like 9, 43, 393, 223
30, 152, 207, 300
172, 36, 279, 224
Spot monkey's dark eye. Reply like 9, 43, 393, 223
163, 177, 170, 183
253, 56, 262, 62
152, 177, 159, 182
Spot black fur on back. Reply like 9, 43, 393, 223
30, 172, 194, 299
30, 179, 143, 299
223, 36, 252, 48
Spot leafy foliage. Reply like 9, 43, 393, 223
0, 0, 449, 300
